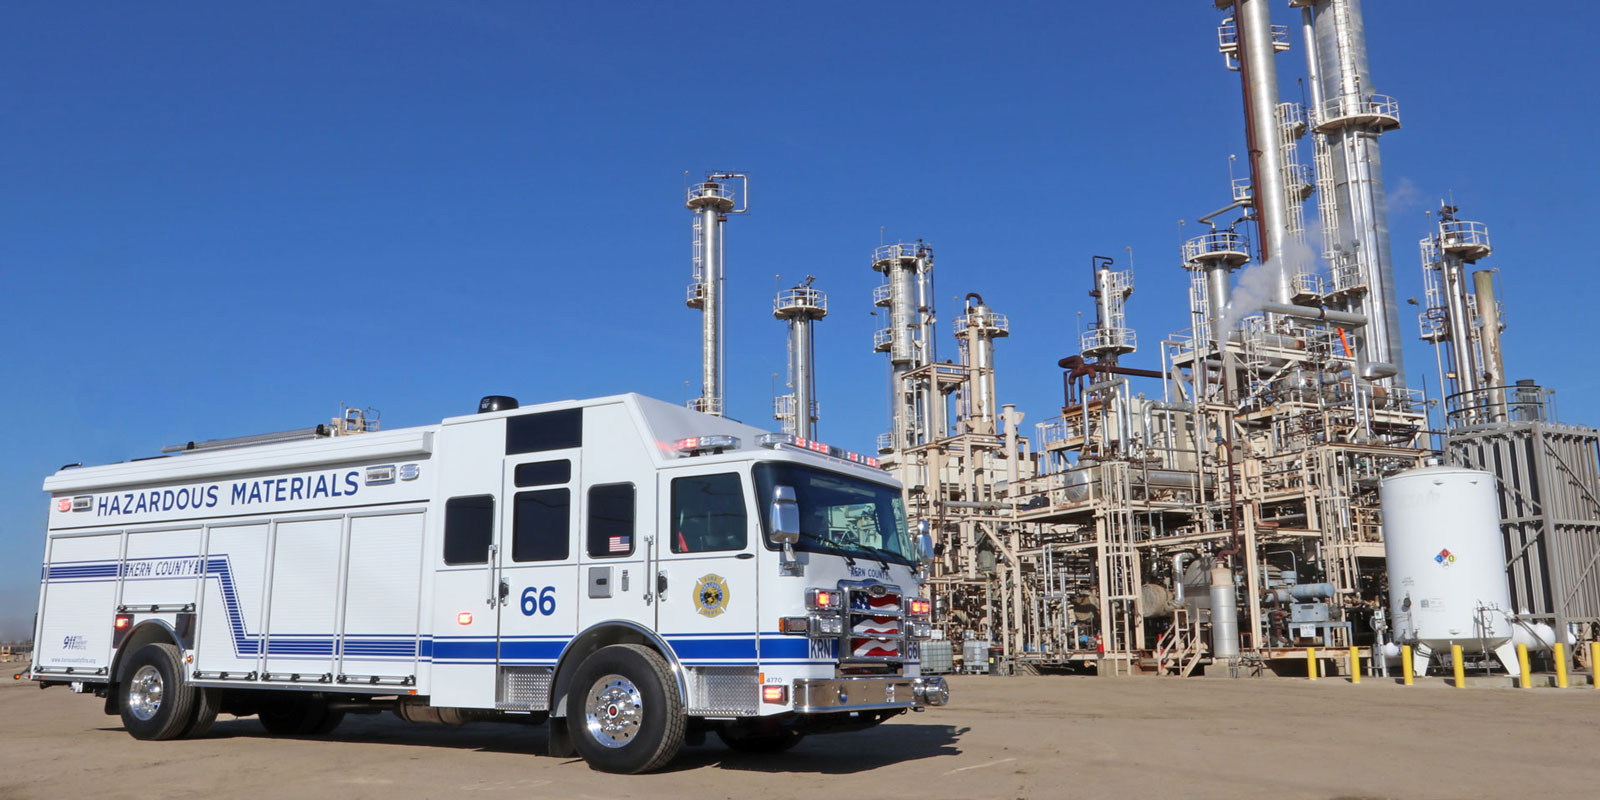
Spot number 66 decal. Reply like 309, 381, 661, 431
520, 586, 558, 616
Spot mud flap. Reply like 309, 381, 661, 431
547, 715, 577, 758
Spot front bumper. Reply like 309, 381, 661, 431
791, 675, 950, 713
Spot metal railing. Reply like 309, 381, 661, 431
686, 396, 723, 416
1231, 177, 1253, 203
1447, 384, 1557, 428
1182, 231, 1249, 266
871, 283, 893, 306
872, 242, 930, 267
685, 281, 706, 307
1284, 163, 1314, 196
1082, 327, 1136, 355
1276, 101, 1307, 135
1440, 220, 1492, 257
873, 327, 895, 350
1316, 93, 1400, 130
1291, 271, 1325, 297
1217, 21, 1290, 54
954, 312, 1010, 336
1329, 252, 1365, 293
774, 287, 827, 314
686, 181, 736, 205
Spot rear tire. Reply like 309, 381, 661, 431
179, 687, 221, 739
567, 644, 685, 773
118, 643, 198, 741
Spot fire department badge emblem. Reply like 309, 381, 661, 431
694, 573, 729, 618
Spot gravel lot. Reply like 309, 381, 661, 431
2, 667, 1595, 800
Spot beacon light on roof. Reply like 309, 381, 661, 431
673, 435, 742, 456
755, 433, 882, 469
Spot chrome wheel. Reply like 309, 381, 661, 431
584, 673, 643, 749
127, 665, 165, 722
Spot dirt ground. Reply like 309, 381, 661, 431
2, 666, 1595, 800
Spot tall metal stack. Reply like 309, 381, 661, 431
684, 173, 747, 417
773, 279, 827, 438
871, 242, 939, 455
1293, 0, 1406, 386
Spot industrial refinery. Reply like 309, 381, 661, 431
681, 0, 1600, 680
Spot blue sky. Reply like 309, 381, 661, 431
1, 1, 1595, 640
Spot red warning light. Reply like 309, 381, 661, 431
56, 498, 71, 513
457, 612, 473, 626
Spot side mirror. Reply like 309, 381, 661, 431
768, 485, 800, 546
915, 520, 934, 567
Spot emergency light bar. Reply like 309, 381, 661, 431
673, 435, 741, 456
755, 434, 882, 469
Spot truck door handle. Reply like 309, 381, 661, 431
498, 578, 510, 605
657, 572, 669, 596
485, 544, 500, 607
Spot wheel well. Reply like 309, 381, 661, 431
549, 622, 684, 718
110, 621, 183, 684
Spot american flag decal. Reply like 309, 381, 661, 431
846, 588, 903, 659
609, 535, 630, 553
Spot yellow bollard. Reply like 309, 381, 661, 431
1451, 644, 1465, 688
1555, 643, 1569, 688
1592, 642, 1600, 689
1518, 643, 1532, 688
1349, 646, 1361, 684
1401, 645, 1414, 685
1306, 648, 1318, 680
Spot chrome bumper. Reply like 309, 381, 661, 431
791, 675, 949, 713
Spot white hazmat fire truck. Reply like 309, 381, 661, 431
26, 393, 948, 773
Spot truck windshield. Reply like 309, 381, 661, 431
753, 462, 912, 566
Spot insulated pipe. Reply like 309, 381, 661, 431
1473, 270, 1507, 420
700, 202, 722, 414
1263, 583, 1338, 604
1206, 265, 1233, 346
1258, 302, 1367, 328
1441, 252, 1480, 397
1173, 553, 1195, 604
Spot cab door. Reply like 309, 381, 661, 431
495, 449, 581, 673
654, 466, 760, 668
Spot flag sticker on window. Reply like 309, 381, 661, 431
609, 535, 630, 553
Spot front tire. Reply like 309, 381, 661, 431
119, 643, 199, 741
567, 644, 685, 773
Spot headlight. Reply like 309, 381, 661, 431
806, 588, 842, 611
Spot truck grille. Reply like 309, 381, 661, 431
844, 587, 903, 662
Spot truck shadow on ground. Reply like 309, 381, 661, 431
104, 715, 966, 774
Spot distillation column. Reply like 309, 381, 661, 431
685, 173, 747, 416
774, 280, 828, 438
1082, 256, 1137, 365
1221, 0, 1294, 305
1417, 204, 1496, 420
872, 242, 937, 453
1297, 0, 1405, 386
954, 294, 1009, 436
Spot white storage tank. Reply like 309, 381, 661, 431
1380, 464, 1520, 676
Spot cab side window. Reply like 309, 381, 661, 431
444, 495, 494, 565
670, 473, 747, 553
